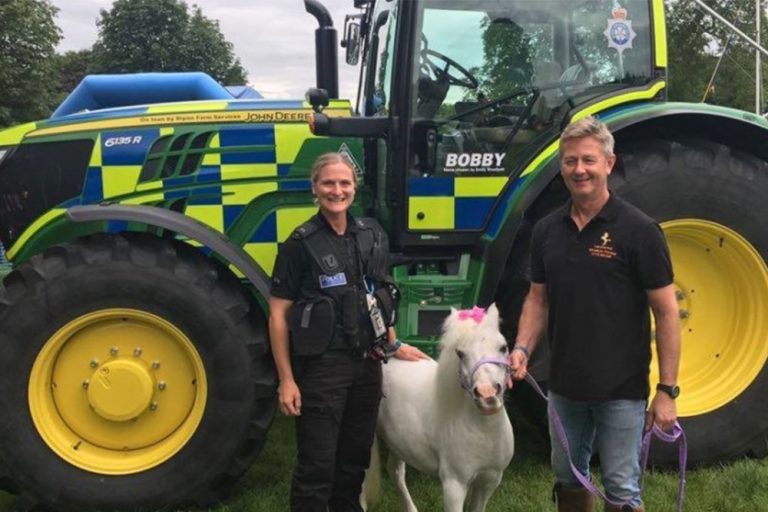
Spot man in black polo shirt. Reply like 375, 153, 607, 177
509, 116, 681, 512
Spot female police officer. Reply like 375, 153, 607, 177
269, 153, 427, 512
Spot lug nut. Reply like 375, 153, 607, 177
152, 361, 160, 370
82, 380, 90, 390
679, 309, 690, 319
675, 290, 685, 301
89, 358, 99, 368
158, 381, 166, 391
133, 347, 143, 357
150, 401, 158, 411
110, 346, 119, 356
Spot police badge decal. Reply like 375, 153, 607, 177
604, 4, 637, 56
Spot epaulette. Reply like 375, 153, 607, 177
291, 217, 323, 240
356, 217, 382, 233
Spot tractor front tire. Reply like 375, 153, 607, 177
0, 233, 276, 511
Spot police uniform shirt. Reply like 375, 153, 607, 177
530, 193, 674, 402
271, 213, 366, 350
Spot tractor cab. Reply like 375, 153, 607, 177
330, 0, 659, 248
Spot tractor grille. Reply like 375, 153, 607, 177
0, 139, 93, 250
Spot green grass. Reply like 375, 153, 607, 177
1, 414, 768, 511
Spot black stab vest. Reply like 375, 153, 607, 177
292, 214, 388, 351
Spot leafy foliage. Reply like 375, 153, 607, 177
0, 0, 61, 127
184, 7, 247, 85
89, 0, 246, 84
476, 18, 534, 100
666, 0, 767, 111
51, 49, 93, 106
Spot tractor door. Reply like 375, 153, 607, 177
376, 0, 654, 249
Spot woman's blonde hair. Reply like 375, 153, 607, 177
310, 152, 358, 185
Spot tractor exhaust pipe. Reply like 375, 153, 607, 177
304, 0, 339, 99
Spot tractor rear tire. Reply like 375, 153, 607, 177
0, 233, 276, 511
614, 138, 768, 465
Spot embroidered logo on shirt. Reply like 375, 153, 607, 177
590, 231, 617, 259
322, 254, 338, 269
319, 272, 348, 288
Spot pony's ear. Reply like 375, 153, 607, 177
443, 307, 460, 332
483, 303, 500, 328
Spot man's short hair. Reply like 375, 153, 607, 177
560, 116, 615, 158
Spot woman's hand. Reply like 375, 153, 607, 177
393, 343, 431, 361
278, 379, 302, 416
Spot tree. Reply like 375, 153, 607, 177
0, 0, 61, 127
476, 18, 534, 100
184, 7, 246, 85
89, 0, 246, 84
52, 49, 93, 102
666, 0, 767, 111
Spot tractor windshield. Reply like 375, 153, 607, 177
412, 0, 652, 120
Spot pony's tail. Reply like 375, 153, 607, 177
360, 434, 382, 510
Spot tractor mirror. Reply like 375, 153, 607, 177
343, 16, 362, 66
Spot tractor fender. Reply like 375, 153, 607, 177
483, 101, 768, 305
67, 203, 272, 300
605, 100, 768, 130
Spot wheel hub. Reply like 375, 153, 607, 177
28, 309, 207, 474
88, 360, 154, 422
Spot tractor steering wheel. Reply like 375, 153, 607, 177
422, 49, 479, 90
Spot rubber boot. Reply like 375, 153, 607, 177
553, 483, 595, 512
603, 503, 645, 512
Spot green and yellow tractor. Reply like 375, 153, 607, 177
0, 0, 767, 509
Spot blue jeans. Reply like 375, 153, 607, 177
548, 392, 646, 507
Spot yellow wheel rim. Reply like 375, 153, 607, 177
653, 220, 768, 417
29, 309, 208, 475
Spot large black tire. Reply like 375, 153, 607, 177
498, 178, 568, 444
0, 233, 276, 511
614, 138, 768, 465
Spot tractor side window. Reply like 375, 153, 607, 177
571, 0, 652, 87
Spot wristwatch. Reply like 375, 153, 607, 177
656, 383, 680, 400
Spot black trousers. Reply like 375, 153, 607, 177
290, 352, 382, 512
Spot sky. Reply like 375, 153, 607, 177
49, 0, 364, 101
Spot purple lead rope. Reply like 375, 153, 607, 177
523, 373, 687, 512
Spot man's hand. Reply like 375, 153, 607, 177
646, 391, 677, 432
278, 379, 302, 416
508, 346, 528, 382
393, 343, 431, 361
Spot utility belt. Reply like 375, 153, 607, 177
288, 282, 399, 358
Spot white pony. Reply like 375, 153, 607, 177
366, 304, 514, 512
